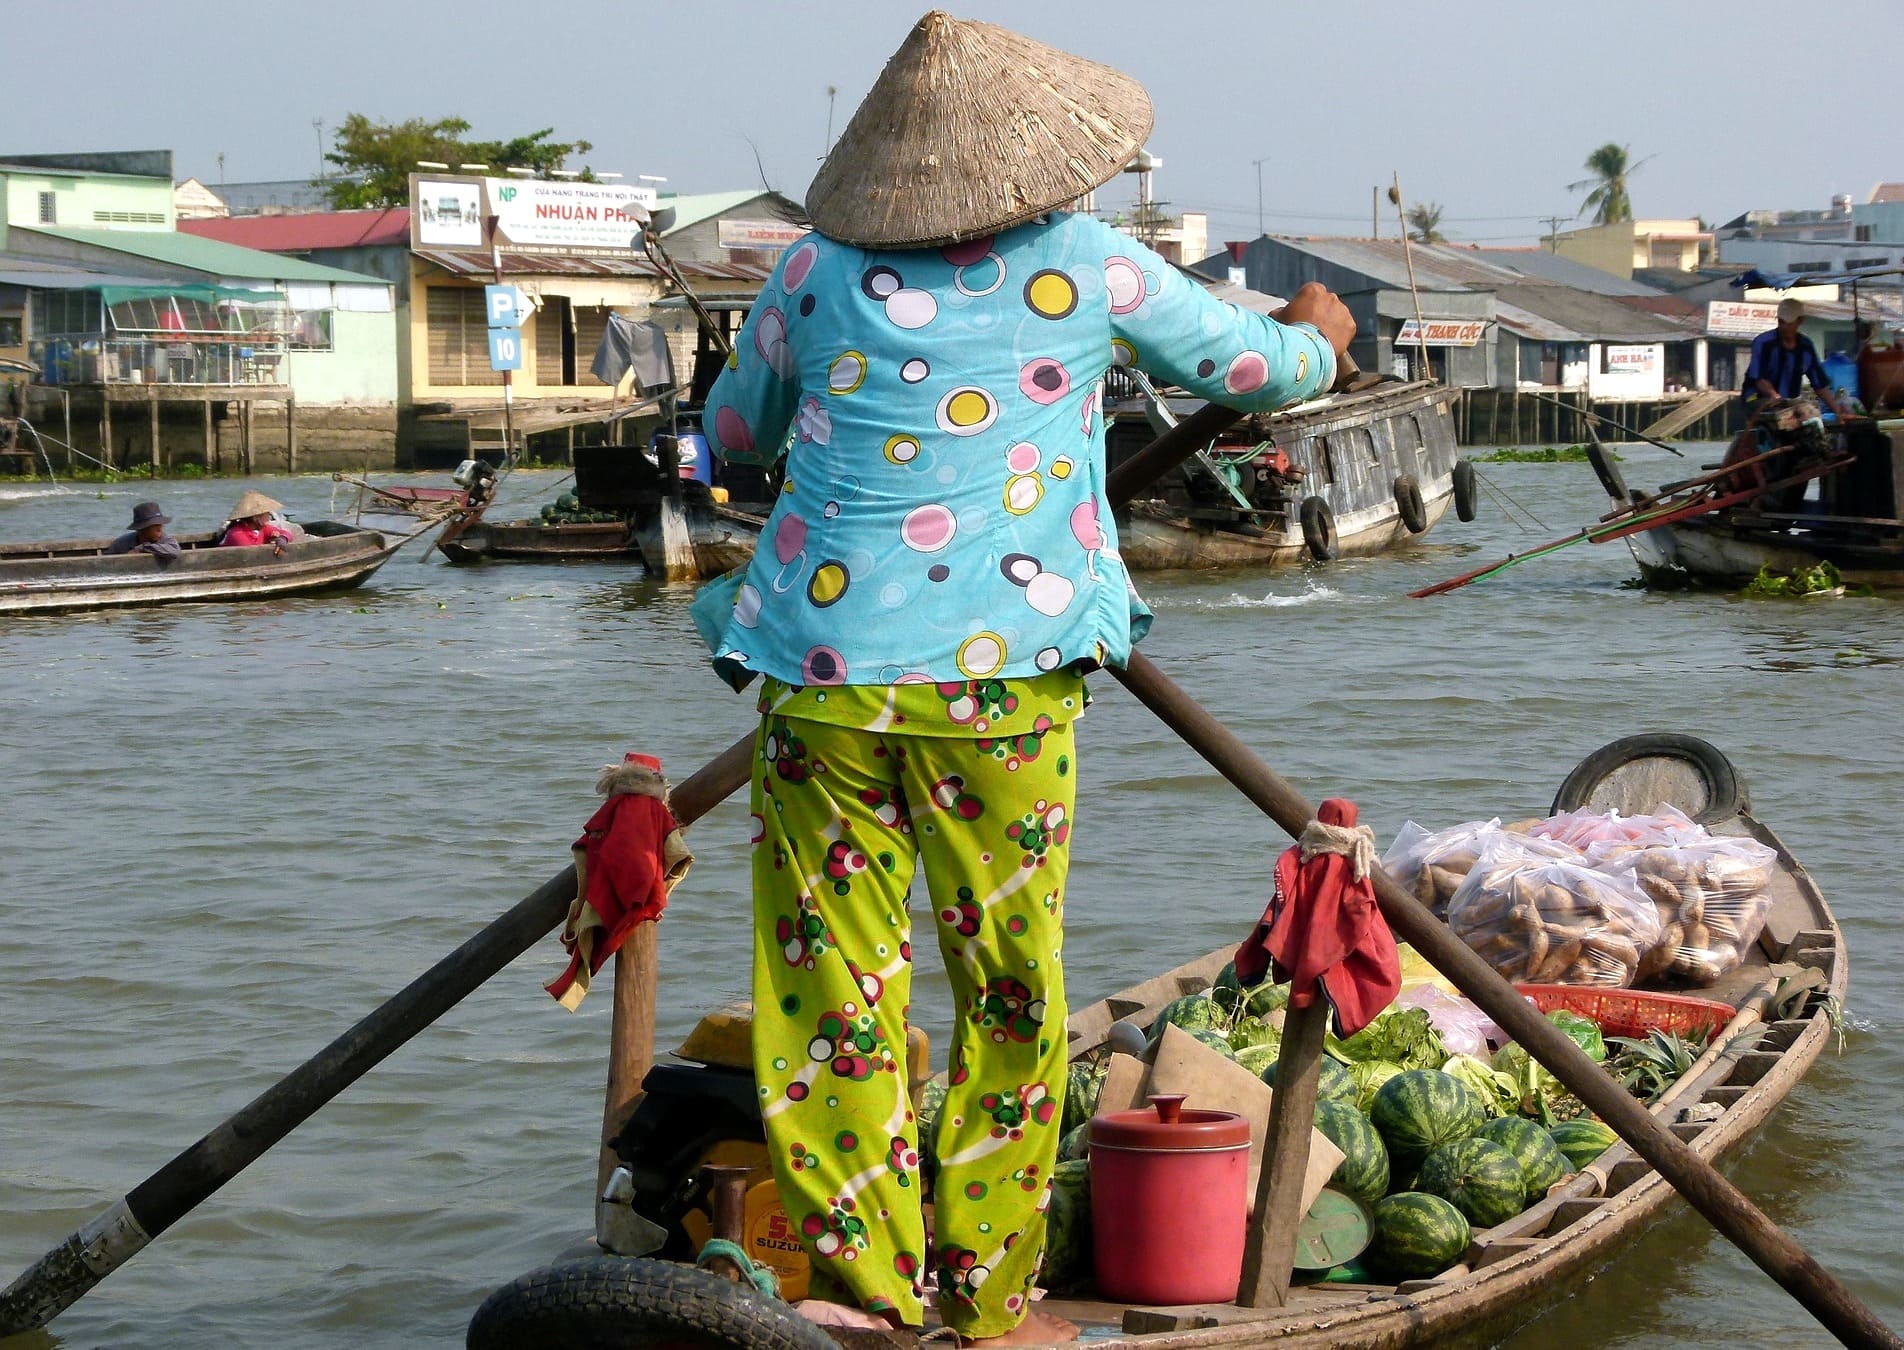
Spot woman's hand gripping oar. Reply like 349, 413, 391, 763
1106, 649, 1900, 1350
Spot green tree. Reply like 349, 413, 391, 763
1406, 201, 1446, 244
1569, 143, 1645, 225
320, 114, 594, 209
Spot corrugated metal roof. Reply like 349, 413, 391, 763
1494, 282, 1696, 342
179, 210, 410, 252
656, 190, 782, 233
1268, 236, 1508, 290
18, 226, 387, 285
1472, 248, 1663, 296
415, 249, 769, 282
1492, 302, 1577, 342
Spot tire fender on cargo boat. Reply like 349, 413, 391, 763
1299, 496, 1338, 561
1393, 475, 1428, 533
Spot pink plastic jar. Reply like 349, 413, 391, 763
1088, 1094, 1250, 1305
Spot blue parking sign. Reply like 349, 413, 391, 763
488, 327, 523, 372
485, 284, 524, 328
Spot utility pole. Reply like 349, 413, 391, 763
1251, 156, 1268, 236
1542, 215, 1567, 252
1372, 185, 1379, 239
313, 118, 326, 184
822, 86, 838, 160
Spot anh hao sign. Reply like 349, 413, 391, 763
1604, 344, 1660, 373
1395, 319, 1489, 347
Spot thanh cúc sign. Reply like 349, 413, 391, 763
1394, 319, 1489, 347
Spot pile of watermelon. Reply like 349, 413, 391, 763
538, 492, 623, 526
1011, 964, 1631, 1291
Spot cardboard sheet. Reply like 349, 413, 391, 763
1095, 1024, 1344, 1220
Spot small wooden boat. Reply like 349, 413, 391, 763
331, 474, 469, 520
1610, 415, 1904, 588
436, 515, 639, 565
0, 520, 405, 615
467, 736, 1848, 1348
1109, 379, 1475, 571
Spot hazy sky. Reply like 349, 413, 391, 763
9, 1, 1898, 248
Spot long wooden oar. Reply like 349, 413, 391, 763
0, 394, 1254, 1338
1409, 449, 1852, 598
1108, 650, 1898, 1350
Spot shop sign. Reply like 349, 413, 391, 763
1605, 344, 1660, 373
1395, 318, 1488, 347
717, 218, 810, 250
411, 174, 659, 254
1706, 300, 1779, 338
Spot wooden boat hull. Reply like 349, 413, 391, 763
1628, 515, 1904, 588
0, 522, 402, 615
632, 503, 766, 579
1121, 483, 1453, 570
1046, 804, 1842, 1345
437, 519, 638, 565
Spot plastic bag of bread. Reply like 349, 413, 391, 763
1526, 805, 1706, 854
1599, 835, 1777, 984
1446, 840, 1662, 988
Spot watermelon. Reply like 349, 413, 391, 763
1212, 961, 1244, 1011
1314, 1100, 1390, 1204
1233, 1042, 1280, 1077
1212, 964, 1289, 1019
1547, 1119, 1619, 1171
1041, 1160, 1093, 1290
1263, 1054, 1358, 1109
1186, 1028, 1238, 1060
1475, 1116, 1569, 1197
1056, 1121, 1090, 1163
1348, 1060, 1405, 1112
1147, 993, 1223, 1045
1370, 1069, 1484, 1164
1369, 1192, 1471, 1280
1062, 1059, 1108, 1135
1416, 1137, 1526, 1228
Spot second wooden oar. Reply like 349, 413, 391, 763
1108, 650, 1899, 1350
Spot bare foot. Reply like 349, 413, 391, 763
794, 1298, 904, 1331
961, 1310, 1081, 1345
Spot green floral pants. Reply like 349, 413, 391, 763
748, 702, 1074, 1336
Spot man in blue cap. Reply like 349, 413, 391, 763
106, 501, 181, 560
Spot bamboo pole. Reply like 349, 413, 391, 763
598, 921, 660, 1195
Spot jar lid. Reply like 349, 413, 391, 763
1088, 1093, 1251, 1150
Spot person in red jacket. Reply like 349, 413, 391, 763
219, 490, 297, 553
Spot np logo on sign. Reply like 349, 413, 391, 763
485, 285, 526, 328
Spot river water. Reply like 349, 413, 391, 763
0, 451, 1898, 1348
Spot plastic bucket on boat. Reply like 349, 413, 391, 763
675, 431, 712, 483
1089, 1094, 1249, 1305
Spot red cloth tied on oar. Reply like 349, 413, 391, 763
1233, 797, 1401, 1038
546, 753, 693, 1011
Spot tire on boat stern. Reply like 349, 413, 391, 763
1452, 458, 1479, 522
1300, 496, 1339, 561
1393, 475, 1429, 533
466, 1256, 836, 1350
1550, 733, 1746, 825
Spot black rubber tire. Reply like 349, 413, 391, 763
1299, 495, 1338, 561
1392, 474, 1428, 533
1452, 458, 1478, 523
467, 1257, 837, 1350
1586, 437, 1629, 502
1550, 733, 1747, 826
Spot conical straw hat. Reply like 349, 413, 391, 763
230, 489, 283, 519
806, 11, 1153, 249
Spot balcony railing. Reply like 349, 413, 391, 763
28, 335, 290, 388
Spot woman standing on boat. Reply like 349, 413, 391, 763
700, 12, 1353, 1341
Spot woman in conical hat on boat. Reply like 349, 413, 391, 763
699, 11, 1353, 1341
219, 489, 297, 551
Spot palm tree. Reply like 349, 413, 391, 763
1406, 201, 1446, 244
1570, 143, 1647, 224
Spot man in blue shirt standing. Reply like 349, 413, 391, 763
1743, 299, 1849, 416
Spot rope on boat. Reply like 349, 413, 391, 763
1473, 466, 1548, 533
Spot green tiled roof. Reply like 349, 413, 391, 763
23, 226, 389, 285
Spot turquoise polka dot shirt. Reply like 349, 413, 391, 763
700, 211, 1336, 689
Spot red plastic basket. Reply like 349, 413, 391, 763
1514, 985, 1737, 1041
